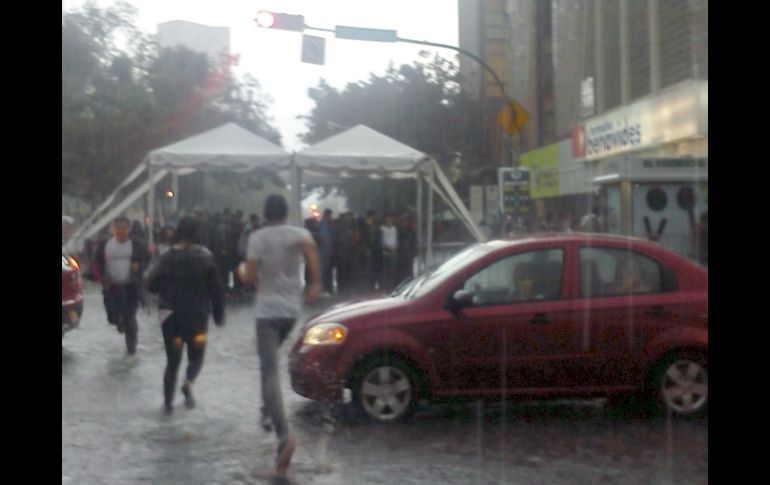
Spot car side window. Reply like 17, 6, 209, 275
462, 249, 564, 306
579, 247, 676, 297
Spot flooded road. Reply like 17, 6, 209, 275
63, 287, 707, 484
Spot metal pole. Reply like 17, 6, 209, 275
147, 161, 155, 247
416, 169, 423, 272
427, 162, 434, 266
290, 156, 302, 226
171, 171, 179, 214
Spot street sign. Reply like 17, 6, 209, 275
302, 35, 326, 65
498, 167, 531, 216
496, 99, 530, 136
335, 25, 397, 42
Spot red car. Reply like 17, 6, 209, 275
290, 234, 708, 422
62, 252, 84, 338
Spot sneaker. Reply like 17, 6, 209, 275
275, 436, 296, 476
163, 403, 173, 415
181, 381, 196, 409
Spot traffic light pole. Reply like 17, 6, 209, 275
265, 16, 518, 165
398, 37, 516, 167
300, 25, 512, 114
304, 28, 518, 168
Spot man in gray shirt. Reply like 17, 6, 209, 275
94, 216, 149, 355
238, 194, 321, 478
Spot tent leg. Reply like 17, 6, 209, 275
416, 171, 423, 273
148, 163, 155, 247
290, 158, 302, 226
171, 172, 179, 214
427, 163, 434, 266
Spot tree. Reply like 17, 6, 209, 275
300, 53, 485, 215
62, 1, 282, 208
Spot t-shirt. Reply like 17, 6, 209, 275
247, 224, 313, 319
380, 225, 398, 251
105, 238, 133, 284
580, 214, 602, 232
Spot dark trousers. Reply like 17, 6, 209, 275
103, 284, 139, 354
162, 313, 207, 408
381, 250, 399, 292
321, 248, 334, 293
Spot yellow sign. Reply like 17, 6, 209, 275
496, 100, 530, 136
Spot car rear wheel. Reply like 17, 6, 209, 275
352, 357, 419, 423
651, 352, 708, 417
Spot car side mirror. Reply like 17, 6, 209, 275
447, 289, 474, 316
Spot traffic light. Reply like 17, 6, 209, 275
254, 11, 305, 32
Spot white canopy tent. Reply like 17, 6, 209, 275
295, 124, 486, 266
67, 123, 485, 270
67, 122, 291, 251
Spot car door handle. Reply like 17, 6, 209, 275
646, 306, 671, 317
530, 313, 551, 325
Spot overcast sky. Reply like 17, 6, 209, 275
63, 0, 460, 151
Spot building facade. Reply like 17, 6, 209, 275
459, 0, 708, 259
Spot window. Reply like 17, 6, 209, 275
461, 249, 564, 306
579, 247, 677, 297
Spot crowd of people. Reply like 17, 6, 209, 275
304, 208, 418, 295
84, 205, 419, 300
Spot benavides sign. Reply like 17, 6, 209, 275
572, 80, 706, 161
573, 118, 642, 160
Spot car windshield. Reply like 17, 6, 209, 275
404, 243, 499, 299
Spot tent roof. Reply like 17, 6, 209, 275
148, 122, 290, 172
295, 124, 429, 175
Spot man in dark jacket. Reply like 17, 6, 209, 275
145, 216, 225, 415
94, 216, 150, 355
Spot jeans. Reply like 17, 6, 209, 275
103, 284, 139, 354
257, 318, 296, 442
162, 313, 207, 408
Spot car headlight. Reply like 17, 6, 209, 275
303, 323, 348, 346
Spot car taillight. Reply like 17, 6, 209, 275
68, 256, 80, 271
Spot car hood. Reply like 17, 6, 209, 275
304, 296, 410, 328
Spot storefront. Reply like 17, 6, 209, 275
520, 138, 600, 231
521, 79, 707, 257
595, 157, 708, 258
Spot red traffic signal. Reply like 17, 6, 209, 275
254, 11, 305, 32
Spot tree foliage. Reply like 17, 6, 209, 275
62, 1, 281, 207
300, 53, 485, 215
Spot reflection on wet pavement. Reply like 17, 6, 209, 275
63, 291, 707, 484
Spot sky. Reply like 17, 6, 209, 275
63, 0, 460, 151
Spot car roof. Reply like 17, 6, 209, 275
487, 232, 663, 249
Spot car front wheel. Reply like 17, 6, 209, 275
353, 357, 418, 423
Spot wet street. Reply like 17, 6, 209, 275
63, 286, 707, 484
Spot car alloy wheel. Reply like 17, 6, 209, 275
359, 365, 413, 422
659, 357, 708, 416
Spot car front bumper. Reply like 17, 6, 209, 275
289, 346, 345, 403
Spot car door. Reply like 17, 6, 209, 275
448, 246, 583, 394
567, 245, 685, 388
